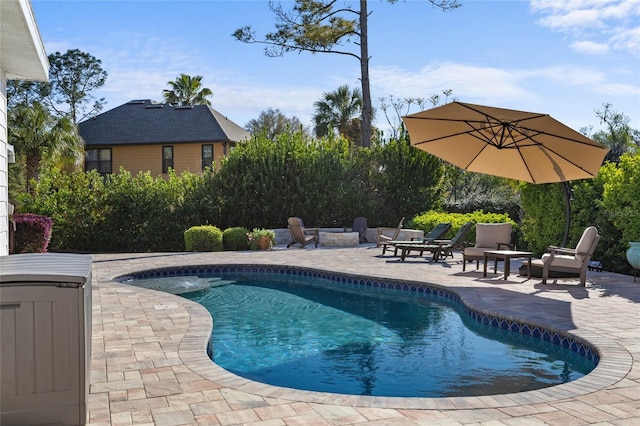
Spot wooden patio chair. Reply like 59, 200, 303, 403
532, 226, 600, 286
350, 216, 368, 243
286, 217, 319, 248
462, 223, 513, 270
376, 217, 405, 248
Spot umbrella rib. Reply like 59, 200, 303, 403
515, 145, 537, 183
537, 141, 602, 177
515, 126, 602, 147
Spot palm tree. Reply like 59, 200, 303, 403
163, 74, 213, 106
9, 102, 83, 194
313, 85, 362, 141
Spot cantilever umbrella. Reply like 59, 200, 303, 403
402, 102, 609, 244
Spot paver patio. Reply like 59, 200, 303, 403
88, 245, 640, 425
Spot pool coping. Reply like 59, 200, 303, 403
107, 262, 632, 410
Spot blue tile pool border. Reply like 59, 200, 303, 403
115, 263, 599, 365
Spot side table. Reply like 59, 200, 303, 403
483, 250, 533, 280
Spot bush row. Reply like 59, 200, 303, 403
15, 125, 640, 275
17, 134, 443, 252
182, 226, 275, 252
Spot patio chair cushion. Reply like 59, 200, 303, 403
464, 247, 489, 258
539, 254, 582, 269
475, 223, 512, 249
574, 226, 598, 262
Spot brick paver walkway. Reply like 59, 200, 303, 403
88, 245, 640, 425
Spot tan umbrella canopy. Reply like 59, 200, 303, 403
402, 102, 609, 245
402, 102, 608, 184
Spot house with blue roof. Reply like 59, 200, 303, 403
78, 99, 250, 176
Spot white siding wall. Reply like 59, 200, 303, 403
0, 71, 9, 256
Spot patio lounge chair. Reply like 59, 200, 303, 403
286, 217, 319, 248
462, 223, 513, 271
397, 222, 472, 262
350, 216, 368, 243
531, 226, 600, 286
376, 217, 405, 248
381, 222, 452, 255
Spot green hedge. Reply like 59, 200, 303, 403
20, 168, 202, 252
17, 132, 640, 274
520, 153, 640, 273
410, 210, 517, 246
18, 134, 444, 252
210, 133, 444, 229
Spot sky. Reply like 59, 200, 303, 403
31, 0, 640, 138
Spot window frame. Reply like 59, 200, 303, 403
202, 144, 214, 171
162, 146, 174, 173
85, 148, 112, 175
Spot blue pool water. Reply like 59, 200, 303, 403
145, 272, 596, 397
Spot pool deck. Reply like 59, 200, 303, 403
88, 245, 640, 425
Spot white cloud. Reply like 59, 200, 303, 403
529, 0, 640, 56
529, 65, 640, 96
571, 40, 610, 55
211, 84, 323, 126
370, 61, 639, 121
371, 62, 536, 106
610, 25, 640, 54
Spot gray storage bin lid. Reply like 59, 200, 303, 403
0, 253, 92, 285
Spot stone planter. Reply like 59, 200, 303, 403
626, 241, 640, 269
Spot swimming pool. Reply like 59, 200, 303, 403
121, 265, 597, 398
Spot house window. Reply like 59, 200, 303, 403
202, 145, 213, 170
162, 146, 173, 173
85, 148, 112, 174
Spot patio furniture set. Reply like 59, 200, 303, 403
286, 215, 600, 286
379, 221, 600, 286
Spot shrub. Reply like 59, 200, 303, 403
13, 213, 53, 253
222, 227, 250, 250
184, 226, 223, 252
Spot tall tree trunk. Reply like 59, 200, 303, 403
359, 0, 372, 148
26, 152, 41, 195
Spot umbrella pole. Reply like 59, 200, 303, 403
562, 181, 571, 247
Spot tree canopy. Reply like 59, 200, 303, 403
9, 102, 82, 194
245, 108, 308, 139
234, 0, 460, 147
588, 103, 639, 163
163, 74, 213, 106
8, 49, 108, 125
41, 49, 108, 124
313, 85, 362, 142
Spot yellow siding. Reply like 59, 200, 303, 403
110, 142, 230, 177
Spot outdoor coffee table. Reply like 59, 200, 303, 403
483, 250, 533, 280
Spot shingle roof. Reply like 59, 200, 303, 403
78, 99, 250, 146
